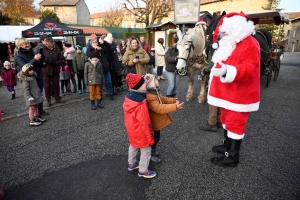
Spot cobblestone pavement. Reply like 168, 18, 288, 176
0, 52, 300, 200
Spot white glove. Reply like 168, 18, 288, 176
211, 62, 227, 77
28, 97, 34, 101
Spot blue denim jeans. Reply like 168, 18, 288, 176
157, 66, 163, 76
104, 71, 113, 95
165, 71, 180, 96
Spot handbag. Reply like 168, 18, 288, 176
121, 62, 136, 75
121, 63, 128, 76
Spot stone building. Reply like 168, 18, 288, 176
287, 17, 300, 52
40, 0, 90, 25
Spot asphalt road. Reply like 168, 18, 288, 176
1, 52, 300, 200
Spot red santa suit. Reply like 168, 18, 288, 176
207, 12, 260, 140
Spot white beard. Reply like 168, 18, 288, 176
211, 35, 237, 63
211, 15, 255, 63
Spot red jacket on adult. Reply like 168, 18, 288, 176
42, 45, 63, 75
1, 68, 17, 86
141, 42, 151, 53
123, 90, 154, 148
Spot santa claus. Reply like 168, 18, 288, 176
207, 12, 260, 167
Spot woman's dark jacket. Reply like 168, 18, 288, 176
16, 48, 44, 79
107, 41, 121, 71
165, 45, 179, 72
89, 41, 111, 73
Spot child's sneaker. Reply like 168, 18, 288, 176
138, 169, 157, 178
78, 90, 82, 94
35, 116, 46, 122
128, 161, 139, 172
30, 121, 42, 126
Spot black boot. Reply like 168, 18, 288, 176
91, 100, 96, 110
211, 138, 242, 167
97, 99, 104, 108
212, 129, 229, 154
11, 91, 16, 100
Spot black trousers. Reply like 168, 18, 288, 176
151, 130, 161, 150
77, 70, 86, 90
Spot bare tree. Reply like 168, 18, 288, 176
96, 0, 124, 27
124, 0, 174, 26
124, 0, 174, 38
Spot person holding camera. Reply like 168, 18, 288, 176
42, 37, 66, 107
122, 37, 150, 76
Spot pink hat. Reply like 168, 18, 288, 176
3, 61, 11, 66
90, 34, 97, 39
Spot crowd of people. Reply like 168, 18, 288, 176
1, 11, 259, 182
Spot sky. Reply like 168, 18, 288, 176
34, 0, 299, 14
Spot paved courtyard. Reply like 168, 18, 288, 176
0, 52, 300, 200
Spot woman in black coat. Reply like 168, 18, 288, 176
15, 38, 49, 116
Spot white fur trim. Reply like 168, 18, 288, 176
212, 43, 218, 49
212, 15, 255, 63
207, 95, 260, 112
227, 130, 244, 139
220, 64, 237, 83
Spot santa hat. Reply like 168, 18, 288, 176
3, 61, 11, 66
195, 18, 207, 26
126, 73, 145, 90
143, 74, 156, 89
212, 12, 248, 49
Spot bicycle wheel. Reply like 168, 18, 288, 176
274, 60, 280, 81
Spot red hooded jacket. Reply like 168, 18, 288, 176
123, 90, 154, 148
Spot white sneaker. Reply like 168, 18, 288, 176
30, 121, 42, 126
35, 117, 46, 122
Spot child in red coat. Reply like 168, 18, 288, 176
0, 61, 17, 99
123, 73, 156, 179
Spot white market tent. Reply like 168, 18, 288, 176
0, 26, 33, 42
0, 26, 64, 42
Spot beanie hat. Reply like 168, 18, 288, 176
89, 52, 98, 59
75, 45, 82, 50
104, 33, 113, 44
90, 34, 97, 39
3, 61, 11, 66
143, 74, 156, 89
126, 73, 145, 90
195, 18, 207, 26
212, 12, 248, 49
22, 64, 33, 73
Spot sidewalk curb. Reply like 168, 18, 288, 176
1, 96, 90, 122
